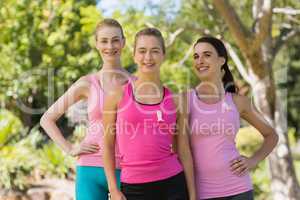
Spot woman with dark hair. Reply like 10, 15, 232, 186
187, 36, 278, 200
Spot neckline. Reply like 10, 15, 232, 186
193, 89, 227, 106
130, 83, 166, 106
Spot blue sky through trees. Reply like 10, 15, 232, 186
97, 0, 181, 18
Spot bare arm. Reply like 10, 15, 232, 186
231, 94, 278, 175
40, 76, 98, 155
102, 87, 126, 200
174, 92, 196, 200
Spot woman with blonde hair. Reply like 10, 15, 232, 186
40, 18, 131, 200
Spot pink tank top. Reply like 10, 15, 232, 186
77, 74, 121, 168
116, 82, 183, 183
188, 89, 252, 199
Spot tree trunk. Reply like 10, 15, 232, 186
249, 69, 300, 199
212, 0, 300, 199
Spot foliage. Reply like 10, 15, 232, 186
237, 127, 300, 200
285, 37, 300, 139
38, 142, 75, 179
0, 145, 36, 191
0, 0, 100, 127
0, 110, 75, 190
1, 0, 300, 198
236, 126, 264, 157
0, 110, 23, 147
236, 127, 270, 200
0, 131, 75, 191
251, 160, 272, 200
0, 127, 42, 190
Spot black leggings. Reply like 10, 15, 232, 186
121, 172, 188, 200
204, 190, 254, 200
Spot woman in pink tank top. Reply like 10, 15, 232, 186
187, 36, 278, 199
103, 28, 196, 200
40, 19, 131, 200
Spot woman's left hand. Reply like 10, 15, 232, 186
230, 155, 257, 176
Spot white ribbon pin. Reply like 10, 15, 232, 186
156, 110, 164, 122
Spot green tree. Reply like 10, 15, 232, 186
0, 0, 100, 128
210, 0, 300, 199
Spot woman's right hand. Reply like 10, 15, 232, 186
68, 142, 99, 156
110, 190, 127, 200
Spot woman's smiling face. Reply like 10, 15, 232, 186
95, 26, 125, 63
193, 42, 225, 81
134, 35, 165, 74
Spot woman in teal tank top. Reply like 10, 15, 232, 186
40, 18, 131, 200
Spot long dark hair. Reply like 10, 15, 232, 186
194, 36, 236, 93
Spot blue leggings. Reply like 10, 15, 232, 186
76, 166, 121, 200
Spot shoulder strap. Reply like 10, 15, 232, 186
88, 74, 100, 87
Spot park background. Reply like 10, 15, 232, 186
0, 0, 300, 199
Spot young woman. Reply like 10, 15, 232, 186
103, 28, 196, 200
187, 36, 278, 200
40, 18, 131, 200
